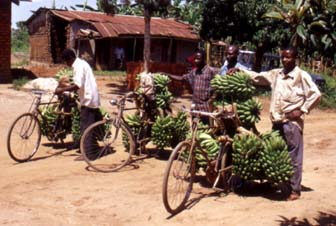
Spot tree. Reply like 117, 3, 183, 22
11, 22, 29, 53
168, 0, 204, 31
264, 0, 336, 64
200, 0, 290, 72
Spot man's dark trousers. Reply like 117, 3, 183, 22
273, 121, 303, 194
80, 106, 102, 156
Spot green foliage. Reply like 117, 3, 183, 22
94, 70, 125, 77
12, 77, 30, 90
265, 0, 336, 63
11, 22, 29, 53
200, 0, 289, 49
301, 65, 336, 109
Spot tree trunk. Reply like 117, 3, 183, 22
253, 43, 266, 72
143, 8, 151, 73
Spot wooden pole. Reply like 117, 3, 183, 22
133, 38, 137, 61
168, 38, 173, 63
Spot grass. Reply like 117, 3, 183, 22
12, 77, 30, 90
11, 59, 29, 68
301, 65, 336, 109
94, 70, 126, 77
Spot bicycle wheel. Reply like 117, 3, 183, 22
162, 140, 195, 214
7, 113, 41, 162
80, 119, 135, 172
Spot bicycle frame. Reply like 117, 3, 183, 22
109, 93, 138, 143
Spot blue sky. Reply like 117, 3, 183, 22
12, 0, 98, 28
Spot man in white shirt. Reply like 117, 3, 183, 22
55, 49, 101, 156
230, 47, 321, 200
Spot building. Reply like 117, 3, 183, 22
0, 0, 31, 83
25, 8, 200, 70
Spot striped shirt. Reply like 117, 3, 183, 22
183, 65, 218, 112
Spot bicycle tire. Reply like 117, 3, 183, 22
80, 119, 135, 172
162, 140, 195, 214
7, 113, 41, 162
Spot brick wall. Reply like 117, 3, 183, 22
29, 11, 53, 64
0, 0, 12, 83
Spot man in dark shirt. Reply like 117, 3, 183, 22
164, 49, 218, 124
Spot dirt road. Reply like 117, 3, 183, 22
0, 77, 335, 225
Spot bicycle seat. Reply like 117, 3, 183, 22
32, 89, 46, 95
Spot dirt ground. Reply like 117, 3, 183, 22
0, 76, 335, 226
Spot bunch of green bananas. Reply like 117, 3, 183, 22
153, 73, 173, 110
123, 114, 143, 151
39, 104, 58, 137
195, 132, 220, 169
153, 73, 170, 91
232, 133, 264, 180
237, 98, 263, 128
55, 68, 73, 82
71, 107, 81, 142
151, 112, 190, 150
151, 115, 175, 150
70, 107, 110, 143
170, 112, 190, 148
211, 71, 256, 101
260, 132, 293, 184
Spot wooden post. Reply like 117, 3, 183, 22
206, 41, 211, 65
168, 38, 173, 63
133, 38, 137, 61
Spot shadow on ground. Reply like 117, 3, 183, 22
277, 211, 336, 226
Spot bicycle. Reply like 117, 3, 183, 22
7, 90, 78, 163
162, 105, 247, 214
80, 92, 154, 172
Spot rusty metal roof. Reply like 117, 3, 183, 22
49, 10, 199, 41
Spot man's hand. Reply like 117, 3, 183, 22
227, 68, 240, 75
285, 109, 304, 120
55, 87, 64, 95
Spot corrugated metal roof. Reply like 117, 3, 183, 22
49, 10, 199, 41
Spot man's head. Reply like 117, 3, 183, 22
62, 48, 77, 67
194, 49, 206, 68
225, 45, 239, 65
281, 47, 298, 74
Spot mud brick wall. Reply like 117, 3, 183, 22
0, 0, 12, 83
29, 11, 53, 64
